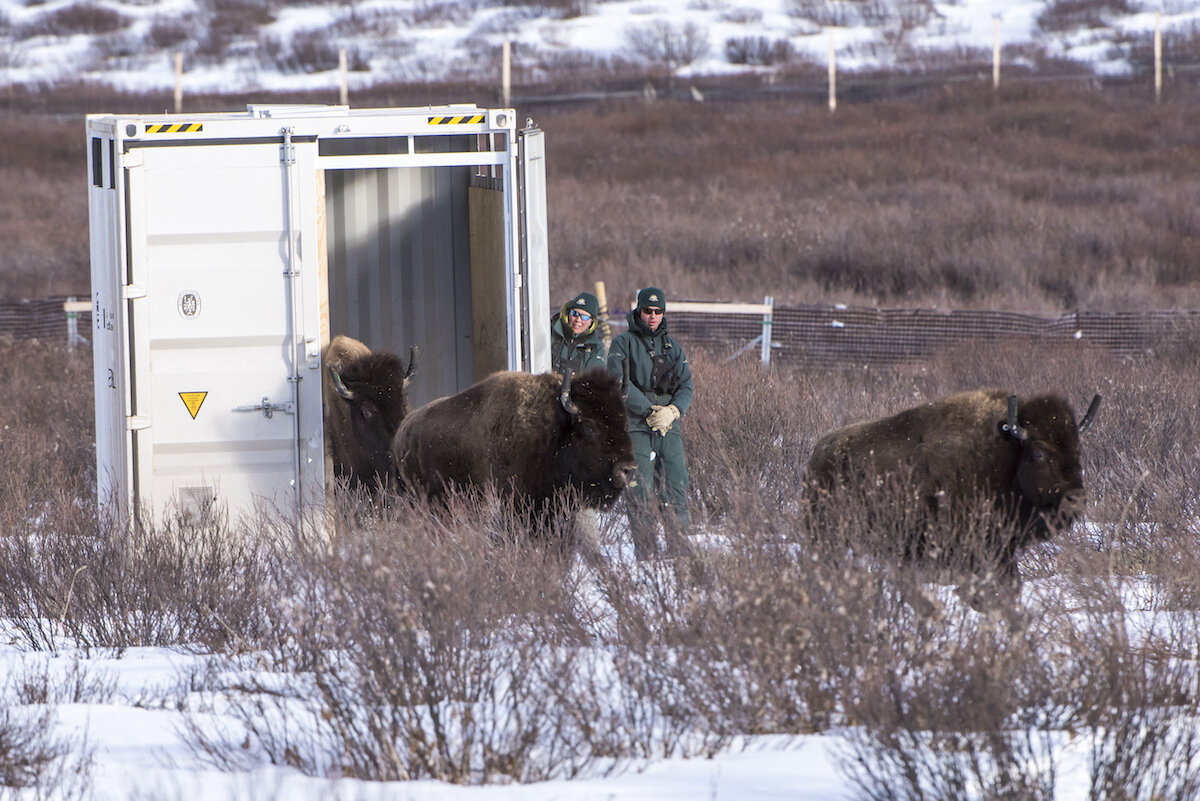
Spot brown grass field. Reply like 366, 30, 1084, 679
2, 80, 1199, 309
1, 81, 1199, 794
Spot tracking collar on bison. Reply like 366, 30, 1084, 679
804, 389, 1099, 594
1000, 392, 1102, 442
392, 368, 637, 518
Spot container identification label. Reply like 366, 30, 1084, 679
177, 290, 201, 319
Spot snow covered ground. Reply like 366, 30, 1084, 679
4, 2, 1200, 799
1, 559, 1119, 801
1, 0, 1198, 95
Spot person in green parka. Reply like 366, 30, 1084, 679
607, 286, 694, 560
551, 291, 606, 375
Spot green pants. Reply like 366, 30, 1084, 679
626, 428, 690, 559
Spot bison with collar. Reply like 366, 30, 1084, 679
805, 389, 1101, 589
392, 367, 637, 535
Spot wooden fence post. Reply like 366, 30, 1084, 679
993, 17, 1000, 91
1155, 12, 1162, 103
502, 41, 512, 108
339, 48, 348, 106
594, 280, 612, 348
173, 53, 183, 113
828, 30, 836, 113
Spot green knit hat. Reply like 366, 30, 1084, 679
563, 291, 600, 319
636, 286, 666, 312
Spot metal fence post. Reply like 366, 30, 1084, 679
63, 297, 90, 349
66, 296, 78, 348
761, 295, 773, 367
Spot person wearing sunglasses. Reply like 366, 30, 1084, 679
607, 286, 694, 560
551, 290, 606, 375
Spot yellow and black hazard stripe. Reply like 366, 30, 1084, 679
145, 122, 203, 134
427, 114, 484, 125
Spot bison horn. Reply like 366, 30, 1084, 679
404, 345, 419, 385
329, 367, 356, 401
560, 369, 581, 417
1000, 394, 1028, 441
1078, 393, 1102, 434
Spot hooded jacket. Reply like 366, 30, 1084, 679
607, 310, 693, 433
550, 304, 607, 374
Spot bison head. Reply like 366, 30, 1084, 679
1003, 393, 1099, 541
557, 368, 637, 508
328, 345, 418, 489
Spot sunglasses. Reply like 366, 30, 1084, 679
641, 307, 664, 316
568, 309, 593, 322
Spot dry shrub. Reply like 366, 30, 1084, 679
683, 350, 815, 516
0, 500, 281, 652
190, 490, 622, 783
0, 340, 94, 506
0, 114, 89, 299
0, 705, 92, 798
724, 36, 792, 66
0, 661, 97, 799
5, 81, 1200, 796
193, 0, 275, 62
147, 17, 194, 51
7, 86, 1200, 310
590, 516, 846, 747
835, 586, 1061, 801
543, 87, 1200, 312
0, 340, 279, 652
15, 3, 127, 38
260, 31, 368, 74
623, 20, 710, 69
830, 496, 1200, 800
1033, 545, 1200, 800
1037, 0, 1140, 34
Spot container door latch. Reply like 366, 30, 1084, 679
233, 397, 295, 419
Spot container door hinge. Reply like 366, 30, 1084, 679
121, 284, 148, 300
126, 415, 151, 431
121, 151, 144, 170
280, 127, 296, 165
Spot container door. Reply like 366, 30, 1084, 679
123, 136, 323, 520
518, 125, 550, 374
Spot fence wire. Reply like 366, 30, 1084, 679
5, 296, 1197, 369
669, 305, 1200, 369
0, 296, 91, 344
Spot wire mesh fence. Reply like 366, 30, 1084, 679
0, 296, 91, 347
6, 295, 1198, 370
666, 304, 1200, 369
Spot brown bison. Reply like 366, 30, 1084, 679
804, 389, 1101, 587
392, 367, 637, 526
322, 334, 417, 492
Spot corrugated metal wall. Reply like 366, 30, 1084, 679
323, 164, 474, 408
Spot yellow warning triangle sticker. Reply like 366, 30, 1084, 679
179, 391, 208, 419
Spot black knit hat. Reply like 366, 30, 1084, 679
564, 291, 600, 319
636, 286, 666, 311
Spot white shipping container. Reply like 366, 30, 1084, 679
87, 104, 550, 524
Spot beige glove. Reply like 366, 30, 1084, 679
646, 404, 681, 435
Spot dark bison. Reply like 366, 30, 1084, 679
322, 334, 417, 492
392, 367, 637, 527
804, 389, 1101, 587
